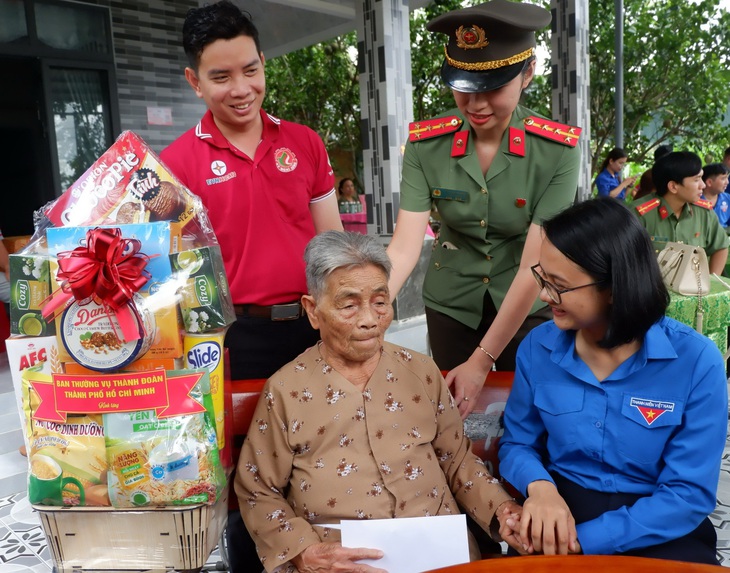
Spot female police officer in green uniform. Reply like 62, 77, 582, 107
387, 0, 581, 418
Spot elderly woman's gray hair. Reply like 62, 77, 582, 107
304, 231, 392, 299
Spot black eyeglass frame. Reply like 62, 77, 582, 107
530, 264, 600, 305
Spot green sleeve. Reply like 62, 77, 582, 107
399, 140, 434, 213
705, 212, 730, 255
531, 142, 581, 225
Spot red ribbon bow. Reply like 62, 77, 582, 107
42, 227, 151, 342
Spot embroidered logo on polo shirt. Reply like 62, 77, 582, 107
211, 160, 227, 176
206, 159, 237, 186
630, 397, 674, 426
275, 148, 298, 172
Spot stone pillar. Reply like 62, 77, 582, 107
355, 0, 413, 236
550, 0, 592, 202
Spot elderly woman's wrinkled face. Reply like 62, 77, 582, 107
305, 264, 393, 364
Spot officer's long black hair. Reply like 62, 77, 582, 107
541, 197, 670, 349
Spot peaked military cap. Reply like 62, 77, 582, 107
427, 0, 551, 93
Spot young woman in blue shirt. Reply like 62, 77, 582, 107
498, 197, 726, 564
594, 148, 636, 200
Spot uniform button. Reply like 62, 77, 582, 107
604, 479, 612, 486
485, 255, 492, 261
483, 277, 490, 284
595, 421, 602, 428
481, 188, 487, 194
434, 262, 440, 269
480, 220, 486, 227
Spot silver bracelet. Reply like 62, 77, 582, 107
478, 345, 497, 363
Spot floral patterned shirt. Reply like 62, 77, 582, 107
234, 341, 512, 572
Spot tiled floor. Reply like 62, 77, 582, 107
1, 348, 730, 570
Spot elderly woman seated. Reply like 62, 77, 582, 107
235, 231, 523, 572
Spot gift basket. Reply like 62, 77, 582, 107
6, 131, 236, 572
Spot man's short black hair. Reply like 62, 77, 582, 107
183, 0, 261, 70
542, 198, 669, 349
652, 151, 702, 197
702, 163, 729, 182
654, 144, 673, 161
724, 146, 730, 159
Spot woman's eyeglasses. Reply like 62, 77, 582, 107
530, 264, 599, 305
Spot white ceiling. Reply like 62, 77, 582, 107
234, 0, 432, 58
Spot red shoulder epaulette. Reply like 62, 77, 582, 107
409, 116, 463, 142
635, 197, 661, 216
693, 198, 713, 210
523, 116, 581, 147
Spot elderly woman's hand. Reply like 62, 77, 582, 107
291, 542, 387, 573
495, 499, 529, 555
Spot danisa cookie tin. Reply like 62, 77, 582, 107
60, 295, 155, 372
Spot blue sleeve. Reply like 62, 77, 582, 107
594, 170, 616, 197
498, 335, 555, 494
577, 342, 727, 554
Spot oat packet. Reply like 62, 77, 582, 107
103, 369, 225, 507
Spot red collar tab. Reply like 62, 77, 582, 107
409, 116, 463, 142
523, 116, 581, 147
508, 127, 525, 157
659, 206, 669, 220
451, 130, 469, 157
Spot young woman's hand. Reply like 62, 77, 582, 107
509, 480, 579, 555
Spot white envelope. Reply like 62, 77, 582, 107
339, 514, 470, 573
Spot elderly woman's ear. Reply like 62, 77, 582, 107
301, 294, 320, 330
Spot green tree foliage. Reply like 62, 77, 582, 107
264, 32, 361, 181
264, 0, 730, 180
588, 0, 730, 171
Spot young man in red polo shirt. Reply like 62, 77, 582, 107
161, 1, 342, 569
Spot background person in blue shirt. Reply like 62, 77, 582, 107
593, 147, 636, 200
702, 163, 730, 233
498, 198, 726, 564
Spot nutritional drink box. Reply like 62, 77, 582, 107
169, 245, 235, 333
9, 254, 55, 336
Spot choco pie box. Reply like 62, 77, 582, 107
44, 131, 199, 230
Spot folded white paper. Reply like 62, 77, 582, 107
339, 514, 469, 573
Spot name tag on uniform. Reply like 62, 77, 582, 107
431, 188, 468, 202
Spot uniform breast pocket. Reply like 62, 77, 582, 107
272, 189, 312, 224
534, 384, 584, 447
616, 394, 684, 464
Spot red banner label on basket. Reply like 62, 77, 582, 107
27, 370, 206, 423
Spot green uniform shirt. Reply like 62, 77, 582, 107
399, 105, 581, 329
634, 196, 729, 256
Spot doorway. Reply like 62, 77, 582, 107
0, 57, 55, 236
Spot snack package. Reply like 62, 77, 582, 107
5, 336, 61, 452
45, 132, 202, 230
7, 131, 235, 507
103, 369, 225, 507
169, 245, 236, 333
9, 252, 54, 336
21, 371, 110, 506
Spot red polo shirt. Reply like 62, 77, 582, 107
161, 110, 335, 305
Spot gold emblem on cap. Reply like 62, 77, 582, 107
455, 25, 489, 49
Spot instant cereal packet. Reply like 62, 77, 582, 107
103, 369, 225, 507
